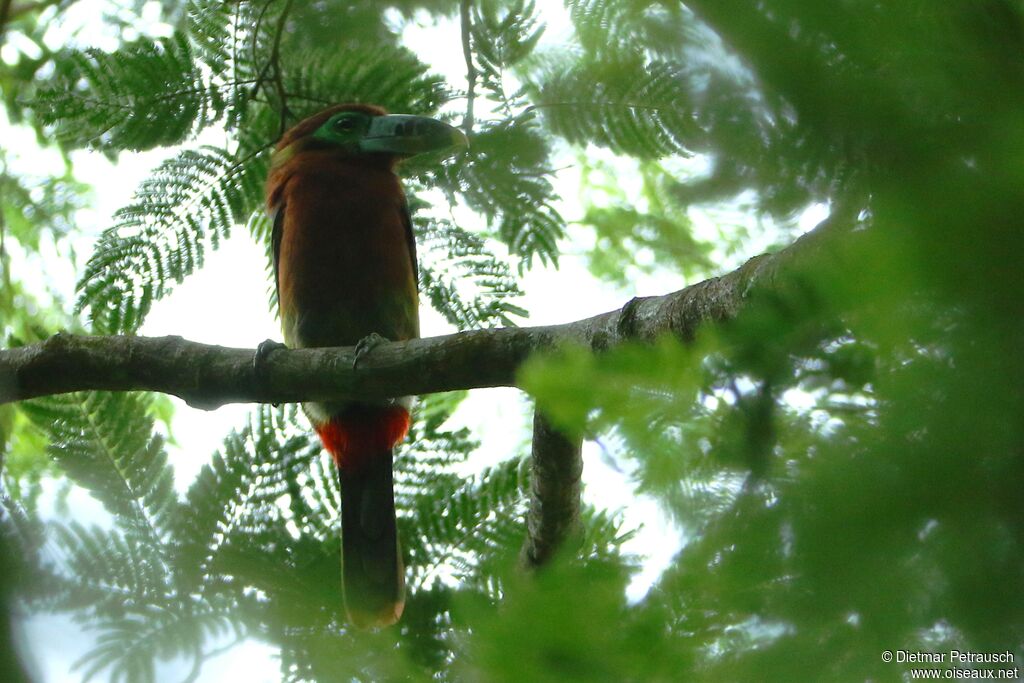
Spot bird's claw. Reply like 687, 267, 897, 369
253, 340, 288, 408
353, 333, 388, 369
253, 339, 288, 373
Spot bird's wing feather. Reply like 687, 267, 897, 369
399, 196, 418, 289
270, 202, 284, 303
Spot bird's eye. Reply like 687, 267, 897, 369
333, 117, 357, 132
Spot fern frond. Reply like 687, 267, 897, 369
443, 115, 565, 267
76, 142, 270, 333
73, 601, 240, 683
170, 431, 250, 591
34, 32, 227, 152
19, 392, 177, 539
395, 392, 477, 508
536, 58, 698, 158
471, 0, 545, 110
186, 0, 233, 74
567, 0, 695, 58
54, 522, 171, 614
407, 456, 528, 588
1, 493, 49, 585
416, 218, 527, 329
473, 0, 545, 72
174, 405, 319, 592
188, 0, 264, 130
567, 0, 623, 52
580, 508, 635, 562
284, 45, 450, 117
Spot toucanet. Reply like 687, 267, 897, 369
262, 103, 467, 627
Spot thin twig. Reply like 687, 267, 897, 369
269, 0, 295, 138
459, 0, 477, 134
249, 0, 275, 88
247, 0, 291, 122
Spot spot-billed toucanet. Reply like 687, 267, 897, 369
262, 103, 467, 627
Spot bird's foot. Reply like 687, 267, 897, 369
253, 339, 287, 406
353, 333, 388, 369
254, 339, 287, 372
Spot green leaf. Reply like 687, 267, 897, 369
75, 142, 270, 333
416, 217, 527, 329
34, 32, 227, 152
442, 115, 565, 268
19, 392, 178, 537
535, 57, 698, 158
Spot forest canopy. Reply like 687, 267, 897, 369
1, 0, 1022, 681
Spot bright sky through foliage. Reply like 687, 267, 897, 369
8, 0, 1022, 679
2, 4, 838, 677
8, 4, 687, 680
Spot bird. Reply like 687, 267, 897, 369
262, 103, 467, 627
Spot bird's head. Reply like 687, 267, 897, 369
271, 103, 468, 169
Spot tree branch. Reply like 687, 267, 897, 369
520, 409, 583, 568
0, 223, 836, 409
0, 220, 844, 579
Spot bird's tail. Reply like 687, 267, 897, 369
316, 405, 410, 628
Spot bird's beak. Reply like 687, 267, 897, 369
359, 115, 469, 157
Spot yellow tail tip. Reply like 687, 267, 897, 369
347, 600, 405, 629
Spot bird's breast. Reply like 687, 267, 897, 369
276, 159, 419, 349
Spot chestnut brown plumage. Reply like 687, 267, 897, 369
264, 103, 466, 627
